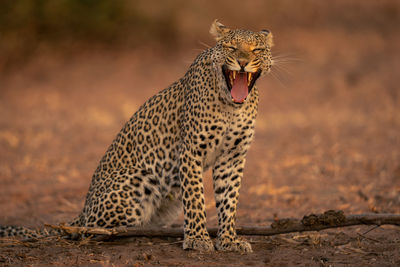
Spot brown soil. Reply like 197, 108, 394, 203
1, 6, 400, 266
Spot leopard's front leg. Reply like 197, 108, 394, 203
180, 142, 214, 252
213, 152, 252, 253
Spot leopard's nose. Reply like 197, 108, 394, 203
237, 60, 248, 72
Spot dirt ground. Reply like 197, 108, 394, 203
1, 4, 400, 266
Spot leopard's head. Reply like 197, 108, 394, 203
210, 20, 273, 104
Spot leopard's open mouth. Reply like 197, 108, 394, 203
222, 65, 261, 104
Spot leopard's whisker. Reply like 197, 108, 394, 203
197, 40, 211, 49
269, 68, 289, 89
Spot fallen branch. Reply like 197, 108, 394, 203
45, 210, 400, 241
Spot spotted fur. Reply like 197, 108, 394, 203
1, 21, 273, 252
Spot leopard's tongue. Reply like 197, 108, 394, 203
231, 72, 248, 103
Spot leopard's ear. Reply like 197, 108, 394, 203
260, 29, 274, 47
210, 20, 230, 41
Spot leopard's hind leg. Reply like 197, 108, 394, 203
78, 168, 168, 228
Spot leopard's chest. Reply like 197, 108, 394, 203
203, 140, 224, 171
201, 114, 251, 171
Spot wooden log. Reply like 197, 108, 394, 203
44, 210, 400, 241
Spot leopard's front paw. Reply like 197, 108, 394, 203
215, 237, 252, 253
183, 237, 215, 252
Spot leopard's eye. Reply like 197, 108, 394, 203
252, 48, 265, 53
225, 46, 237, 52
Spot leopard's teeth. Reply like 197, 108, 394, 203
232, 71, 236, 79
247, 72, 252, 86
232, 97, 245, 103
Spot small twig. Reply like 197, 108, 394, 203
356, 225, 382, 243
158, 240, 184, 246
362, 225, 380, 235
357, 233, 381, 243
44, 223, 121, 236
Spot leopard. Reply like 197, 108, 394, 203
0, 20, 274, 253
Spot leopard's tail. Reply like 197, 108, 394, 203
0, 216, 82, 239
0, 225, 43, 239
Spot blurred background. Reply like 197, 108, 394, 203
0, 0, 399, 229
